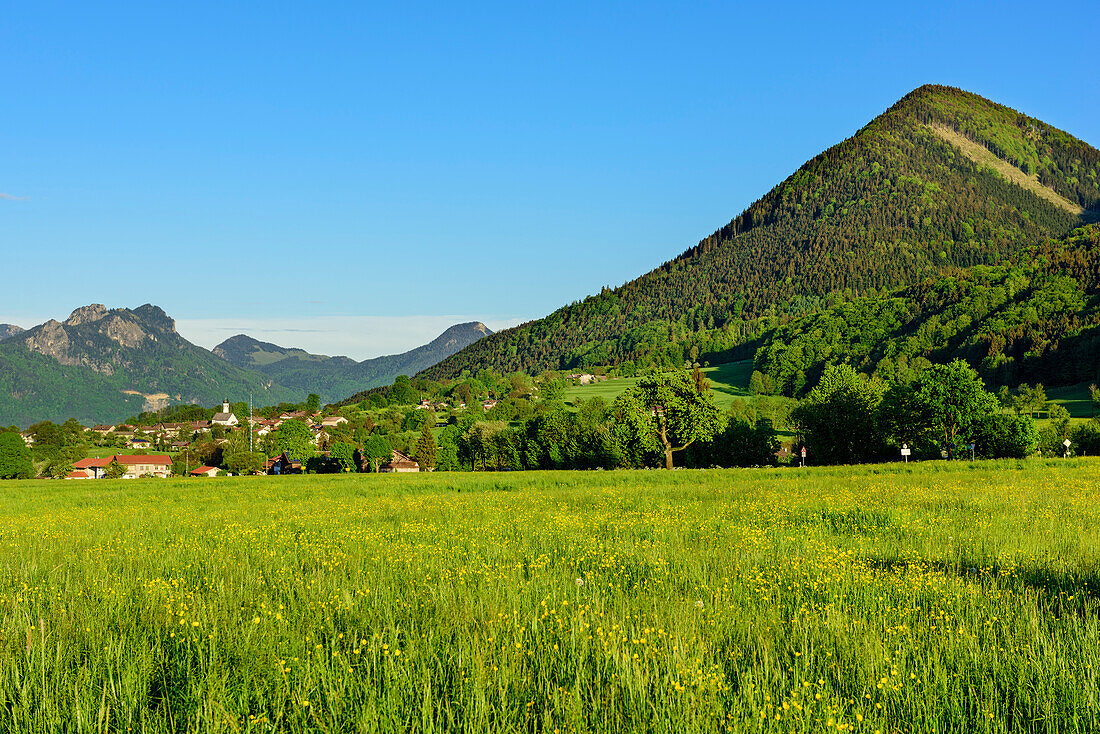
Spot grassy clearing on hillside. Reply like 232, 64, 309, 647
1046, 382, 1097, 420
563, 361, 771, 413
1, 464, 1098, 731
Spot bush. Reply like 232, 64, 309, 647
973, 414, 1037, 459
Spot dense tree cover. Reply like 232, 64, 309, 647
423, 85, 1097, 385
791, 360, 1037, 463
418, 372, 778, 473
103, 460, 126, 480
124, 404, 215, 427
753, 225, 1100, 396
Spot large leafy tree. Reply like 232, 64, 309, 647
0, 432, 33, 479
271, 419, 315, 461
330, 441, 357, 472
613, 372, 721, 469
791, 364, 884, 465
225, 451, 265, 475
390, 376, 419, 406
914, 360, 998, 456
361, 435, 392, 472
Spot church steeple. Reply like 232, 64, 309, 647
222, 398, 230, 414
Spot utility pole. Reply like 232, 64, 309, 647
249, 392, 254, 453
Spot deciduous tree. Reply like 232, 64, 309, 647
914, 360, 998, 456
613, 372, 721, 469
0, 433, 33, 480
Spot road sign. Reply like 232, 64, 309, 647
900, 444, 911, 463
800, 447, 807, 458
1064, 438, 1072, 448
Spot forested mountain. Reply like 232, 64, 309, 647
423, 85, 1100, 386
0, 305, 305, 426
213, 322, 492, 403
0, 324, 23, 341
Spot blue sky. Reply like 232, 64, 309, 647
3, 1, 1098, 358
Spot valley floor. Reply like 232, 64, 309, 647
1, 463, 1098, 731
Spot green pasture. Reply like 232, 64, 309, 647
563, 361, 769, 412
1046, 381, 1098, 420
0, 462, 1098, 731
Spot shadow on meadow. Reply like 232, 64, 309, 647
861, 555, 1100, 617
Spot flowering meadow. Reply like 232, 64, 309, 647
1, 461, 1098, 732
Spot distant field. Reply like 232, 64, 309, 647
564, 361, 768, 412
1046, 381, 1097, 420
1, 463, 1098, 731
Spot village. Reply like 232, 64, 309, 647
42, 398, 433, 480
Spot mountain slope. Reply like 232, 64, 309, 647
0, 324, 23, 341
751, 223, 1100, 393
422, 85, 1100, 381
0, 305, 305, 426
214, 321, 492, 402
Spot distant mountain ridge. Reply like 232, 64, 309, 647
213, 321, 493, 402
423, 84, 1100, 391
0, 304, 305, 426
0, 324, 23, 341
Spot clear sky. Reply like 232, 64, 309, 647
3, 1, 1098, 358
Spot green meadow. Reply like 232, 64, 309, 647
563, 362, 759, 411
562, 361, 799, 438
1, 463, 1098, 732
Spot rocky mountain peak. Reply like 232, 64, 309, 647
64, 304, 108, 326
0, 324, 23, 341
132, 303, 176, 332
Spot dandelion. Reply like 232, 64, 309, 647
695, 600, 704, 608
575, 578, 584, 587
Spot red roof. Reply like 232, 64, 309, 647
73, 457, 113, 469
65, 470, 94, 479
190, 466, 217, 475
114, 455, 173, 466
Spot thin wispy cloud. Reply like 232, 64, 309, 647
0, 193, 29, 201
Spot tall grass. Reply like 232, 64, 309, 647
0, 461, 1097, 731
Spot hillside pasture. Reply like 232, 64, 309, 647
0, 463, 1098, 731
563, 361, 763, 412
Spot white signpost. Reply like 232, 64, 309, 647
900, 444, 911, 463
1064, 437, 1072, 459
800, 446, 807, 468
